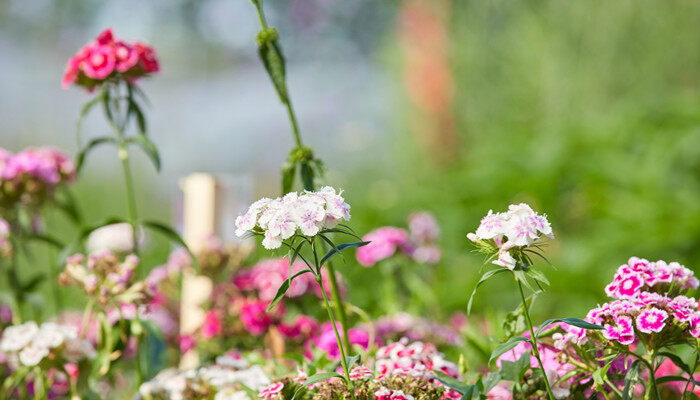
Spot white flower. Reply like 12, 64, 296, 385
235, 187, 351, 249
63, 338, 96, 362
18, 343, 48, 366
34, 322, 67, 348
0, 321, 38, 352
493, 250, 517, 270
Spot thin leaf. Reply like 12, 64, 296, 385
21, 274, 45, 292
656, 375, 700, 386
319, 241, 370, 266
76, 91, 105, 145
258, 38, 288, 103
267, 269, 313, 311
622, 360, 641, 400
76, 137, 117, 173
658, 351, 693, 375
489, 336, 530, 365
534, 318, 603, 338
300, 162, 314, 191
432, 370, 471, 394
142, 220, 199, 272
129, 100, 147, 136
467, 268, 509, 315
292, 372, 344, 400
345, 354, 360, 371
26, 234, 64, 249
127, 135, 161, 171
281, 161, 296, 194
526, 268, 550, 286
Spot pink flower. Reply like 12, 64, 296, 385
258, 382, 284, 399
201, 310, 222, 339
486, 384, 513, 400
114, 41, 139, 73
408, 212, 440, 243
348, 365, 374, 380
307, 323, 373, 360
179, 335, 196, 354
278, 315, 319, 341
635, 308, 668, 333
356, 227, 410, 267
135, 42, 160, 73
239, 299, 284, 336
82, 45, 116, 80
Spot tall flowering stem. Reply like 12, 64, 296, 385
247, 0, 352, 351
235, 187, 367, 400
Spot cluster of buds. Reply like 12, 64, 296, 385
233, 257, 346, 302
356, 211, 441, 267
62, 28, 159, 91
0, 321, 95, 367
0, 147, 76, 213
59, 250, 149, 307
555, 257, 700, 350
467, 203, 553, 270
234, 187, 351, 249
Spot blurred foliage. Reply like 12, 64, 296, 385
345, 0, 700, 322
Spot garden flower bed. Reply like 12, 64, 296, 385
0, 1, 699, 400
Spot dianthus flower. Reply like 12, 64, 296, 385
604, 256, 699, 299
62, 28, 159, 90
467, 203, 553, 270
0, 321, 95, 367
234, 187, 350, 249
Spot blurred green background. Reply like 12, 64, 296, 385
2, 0, 700, 326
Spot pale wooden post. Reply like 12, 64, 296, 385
178, 173, 217, 369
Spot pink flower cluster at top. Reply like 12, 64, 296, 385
467, 203, 553, 270
555, 257, 700, 349
233, 257, 346, 301
374, 338, 460, 399
62, 28, 159, 90
605, 256, 699, 299
0, 147, 76, 209
356, 211, 441, 267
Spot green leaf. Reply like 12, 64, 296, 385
21, 274, 46, 292
300, 161, 314, 191
499, 350, 531, 382
76, 91, 105, 144
345, 354, 360, 371
622, 360, 641, 400
658, 351, 693, 375
592, 360, 614, 390
526, 267, 550, 286
319, 241, 370, 266
26, 233, 64, 249
258, 38, 288, 103
281, 161, 296, 194
459, 385, 480, 400
656, 375, 700, 385
267, 269, 313, 311
292, 372, 345, 400
467, 268, 509, 315
76, 137, 117, 173
129, 100, 147, 136
127, 135, 161, 171
481, 372, 501, 393
79, 217, 129, 240
432, 370, 471, 394
489, 336, 530, 365
534, 318, 603, 338
142, 220, 200, 272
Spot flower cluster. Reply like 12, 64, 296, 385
0, 321, 95, 367
467, 203, 553, 270
62, 28, 159, 90
307, 323, 373, 360
604, 256, 699, 299
356, 212, 441, 267
374, 338, 458, 380
138, 354, 270, 400
555, 257, 700, 349
0, 147, 76, 212
233, 257, 346, 302
370, 313, 462, 347
59, 250, 149, 307
234, 187, 351, 249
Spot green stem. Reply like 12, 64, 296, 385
320, 242, 351, 350
47, 247, 63, 313
312, 242, 355, 399
645, 352, 661, 400
117, 142, 139, 255
517, 279, 555, 400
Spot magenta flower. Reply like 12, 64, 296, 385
356, 227, 410, 267
258, 382, 284, 400
201, 310, 223, 339
307, 323, 373, 360
635, 308, 668, 334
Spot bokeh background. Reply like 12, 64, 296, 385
2, 0, 700, 325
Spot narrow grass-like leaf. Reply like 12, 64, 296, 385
534, 318, 603, 338
76, 137, 117, 173
267, 269, 313, 311
127, 135, 161, 171
142, 220, 199, 272
292, 372, 344, 400
319, 241, 370, 266
432, 370, 471, 394
467, 268, 509, 315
